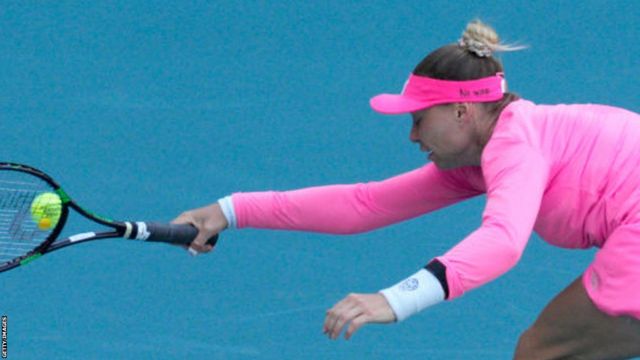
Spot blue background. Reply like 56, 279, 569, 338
1, 1, 638, 359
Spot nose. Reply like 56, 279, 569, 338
409, 123, 419, 143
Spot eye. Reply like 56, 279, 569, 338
412, 116, 423, 127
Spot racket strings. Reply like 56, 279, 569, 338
0, 177, 54, 264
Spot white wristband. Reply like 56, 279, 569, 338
380, 268, 445, 322
217, 196, 237, 229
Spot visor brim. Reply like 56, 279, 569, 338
369, 94, 434, 115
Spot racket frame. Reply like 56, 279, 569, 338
0, 162, 187, 273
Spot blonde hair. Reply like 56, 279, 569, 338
412, 19, 525, 120
458, 19, 526, 58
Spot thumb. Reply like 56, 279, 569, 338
171, 211, 196, 226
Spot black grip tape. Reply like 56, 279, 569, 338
144, 222, 219, 247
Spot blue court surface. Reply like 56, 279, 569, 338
1, 1, 638, 359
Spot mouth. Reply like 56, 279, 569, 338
419, 144, 436, 161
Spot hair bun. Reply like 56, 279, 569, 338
459, 19, 525, 57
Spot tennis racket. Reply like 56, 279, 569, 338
0, 162, 218, 273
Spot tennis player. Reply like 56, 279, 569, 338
174, 20, 640, 359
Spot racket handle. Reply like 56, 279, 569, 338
139, 222, 219, 247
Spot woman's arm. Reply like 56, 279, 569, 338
231, 164, 484, 234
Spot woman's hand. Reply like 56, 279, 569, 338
172, 202, 228, 253
323, 292, 396, 340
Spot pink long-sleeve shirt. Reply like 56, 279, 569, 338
231, 99, 640, 299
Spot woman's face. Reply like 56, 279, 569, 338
410, 104, 480, 169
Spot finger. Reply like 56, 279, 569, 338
330, 305, 363, 340
187, 232, 214, 255
323, 298, 351, 335
195, 231, 216, 250
189, 241, 213, 253
323, 306, 341, 335
324, 296, 362, 340
345, 314, 369, 340
183, 230, 208, 253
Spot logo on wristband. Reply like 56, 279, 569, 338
399, 278, 419, 291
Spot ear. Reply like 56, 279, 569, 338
454, 103, 472, 124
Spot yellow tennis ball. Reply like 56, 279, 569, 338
30, 192, 62, 230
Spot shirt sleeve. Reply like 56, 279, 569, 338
436, 143, 549, 299
232, 164, 484, 234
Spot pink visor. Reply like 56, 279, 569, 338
370, 73, 506, 114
